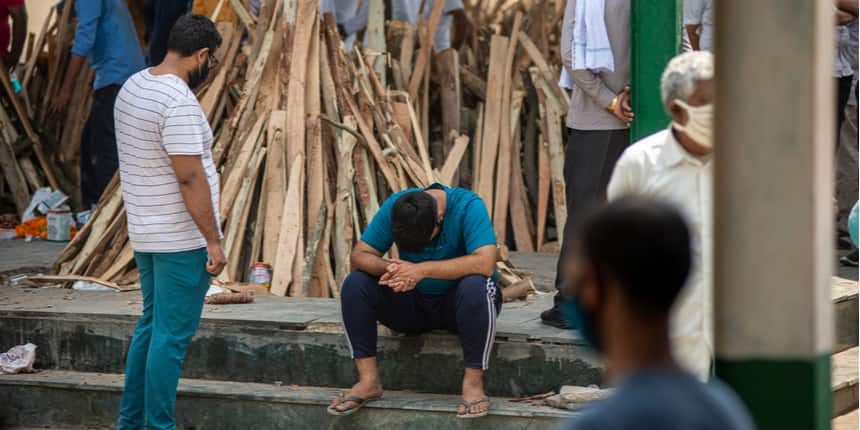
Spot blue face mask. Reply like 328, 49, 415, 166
561, 295, 603, 353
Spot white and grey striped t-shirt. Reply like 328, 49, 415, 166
114, 68, 221, 253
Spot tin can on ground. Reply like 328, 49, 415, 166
249, 263, 272, 288
47, 209, 73, 242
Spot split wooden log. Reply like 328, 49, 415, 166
509, 93, 536, 252
0, 140, 29, 213
270, 155, 304, 296
532, 69, 567, 247
440, 134, 469, 186
334, 116, 357, 285
437, 48, 462, 178
407, 0, 447, 99
475, 35, 508, 215
493, 13, 522, 243
262, 110, 287, 263
206, 291, 255, 304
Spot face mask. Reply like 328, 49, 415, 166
561, 292, 603, 353
188, 57, 210, 90
672, 100, 713, 149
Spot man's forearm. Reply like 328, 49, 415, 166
686, 26, 700, 51
418, 254, 495, 280
178, 176, 220, 245
60, 54, 86, 94
351, 250, 389, 277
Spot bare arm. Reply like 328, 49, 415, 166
686, 25, 701, 51
837, 0, 859, 17
5, 5, 26, 68
380, 245, 497, 292
416, 245, 496, 279
50, 54, 86, 114
170, 154, 225, 275
350, 240, 390, 276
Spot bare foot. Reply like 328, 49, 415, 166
329, 380, 383, 413
458, 372, 490, 416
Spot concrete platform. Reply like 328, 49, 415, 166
0, 370, 571, 430
833, 347, 859, 417
0, 286, 602, 398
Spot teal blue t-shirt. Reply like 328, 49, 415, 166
360, 184, 497, 295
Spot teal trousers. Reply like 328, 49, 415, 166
117, 248, 209, 430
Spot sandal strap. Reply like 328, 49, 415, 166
468, 396, 490, 406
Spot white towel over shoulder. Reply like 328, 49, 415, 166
573, 0, 614, 73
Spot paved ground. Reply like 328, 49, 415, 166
834, 409, 859, 430
0, 240, 65, 273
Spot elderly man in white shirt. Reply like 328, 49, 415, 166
607, 51, 714, 380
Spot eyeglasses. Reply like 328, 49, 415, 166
208, 53, 219, 69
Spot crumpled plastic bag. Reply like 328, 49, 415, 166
0, 343, 37, 374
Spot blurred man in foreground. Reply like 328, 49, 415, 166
559, 197, 754, 430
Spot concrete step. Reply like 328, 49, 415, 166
833, 347, 859, 417
833, 277, 859, 353
0, 287, 601, 398
0, 370, 571, 430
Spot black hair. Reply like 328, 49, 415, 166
577, 196, 692, 317
391, 191, 438, 253
166, 14, 222, 57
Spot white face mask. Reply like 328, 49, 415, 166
672, 100, 713, 149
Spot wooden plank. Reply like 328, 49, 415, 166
219, 115, 266, 220
270, 155, 304, 296
0, 140, 29, 213
437, 48, 461, 175
536, 134, 550, 249
228, 0, 258, 36
68, 186, 123, 275
407, 0, 446, 99
101, 242, 134, 282
517, 30, 569, 110
391, 101, 414, 147
541, 92, 567, 248
353, 147, 379, 228
306, 16, 323, 237
248, 172, 268, 267
28, 275, 131, 292
460, 67, 487, 100
397, 22, 416, 87
365, 0, 386, 86
222, 147, 265, 281
283, 0, 316, 162
403, 97, 435, 183
471, 103, 484, 189
201, 22, 240, 121
18, 158, 42, 192
334, 116, 357, 285
262, 111, 287, 263
476, 35, 508, 216
22, 4, 54, 89
39, 0, 72, 122
440, 135, 469, 186
508, 94, 535, 252
492, 13, 523, 242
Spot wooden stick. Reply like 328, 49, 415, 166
28, 275, 132, 292
508, 93, 535, 252
437, 48, 461, 176
365, 0, 386, 86
219, 115, 266, 220
493, 13, 522, 242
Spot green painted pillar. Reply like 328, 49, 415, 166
630, 0, 681, 142
713, 0, 834, 429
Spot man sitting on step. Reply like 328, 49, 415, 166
328, 183, 500, 419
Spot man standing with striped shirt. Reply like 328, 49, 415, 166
113, 14, 224, 430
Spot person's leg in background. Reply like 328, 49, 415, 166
144, 248, 210, 429
836, 75, 854, 147
147, 0, 192, 66
441, 275, 501, 415
116, 252, 156, 430
542, 128, 629, 328
80, 85, 122, 207
837, 86, 859, 266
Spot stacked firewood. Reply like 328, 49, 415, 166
44, 0, 569, 298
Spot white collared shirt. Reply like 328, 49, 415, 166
607, 127, 713, 380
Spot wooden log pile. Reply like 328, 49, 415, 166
43, 0, 566, 298
0, 1, 84, 215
